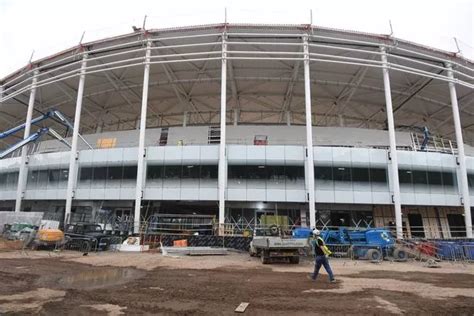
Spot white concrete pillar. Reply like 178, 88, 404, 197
380, 47, 403, 239
303, 36, 316, 229
15, 69, 39, 212
446, 63, 472, 238
218, 33, 228, 235
286, 111, 291, 126
134, 41, 152, 234
65, 54, 88, 225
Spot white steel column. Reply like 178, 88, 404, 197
15, 70, 38, 212
134, 41, 152, 234
446, 63, 472, 238
218, 33, 228, 235
380, 47, 403, 239
303, 36, 316, 229
65, 54, 88, 225
15, 70, 39, 212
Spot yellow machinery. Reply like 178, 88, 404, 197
32, 229, 65, 249
36, 229, 64, 242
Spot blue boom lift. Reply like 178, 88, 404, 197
321, 227, 408, 261
294, 227, 408, 261
0, 110, 92, 159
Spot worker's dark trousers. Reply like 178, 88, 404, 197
312, 255, 335, 281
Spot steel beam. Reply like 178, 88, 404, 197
380, 47, 403, 239
279, 60, 300, 122
446, 64, 472, 238
64, 54, 88, 225
303, 36, 316, 229
218, 33, 228, 235
15, 70, 39, 212
134, 41, 152, 234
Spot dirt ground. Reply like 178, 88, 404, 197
0, 250, 473, 315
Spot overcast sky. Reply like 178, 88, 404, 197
0, 0, 472, 78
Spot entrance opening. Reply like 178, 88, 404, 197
447, 214, 465, 237
408, 214, 425, 238
330, 211, 351, 227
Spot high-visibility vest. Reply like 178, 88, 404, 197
316, 237, 333, 256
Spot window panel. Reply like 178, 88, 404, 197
246, 165, 267, 179
59, 169, 69, 182
333, 166, 351, 182
37, 170, 49, 187
122, 166, 137, 179
468, 174, 474, 188
26, 170, 38, 189
182, 165, 200, 179
7, 172, 19, 187
412, 170, 428, 185
352, 167, 370, 182
286, 166, 304, 180
267, 166, 285, 179
370, 168, 387, 183
442, 171, 457, 193
107, 166, 123, 181
315, 166, 333, 181
200, 165, 218, 179
427, 171, 442, 186
147, 166, 164, 179
80, 167, 93, 181
48, 169, 59, 182
164, 165, 181, 179
398, 170, 413, 184
0, 173, 6, 188
93, 167, 107, 181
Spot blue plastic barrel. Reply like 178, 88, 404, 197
292, 228, 313, 239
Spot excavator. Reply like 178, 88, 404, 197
0, 110, 92, 159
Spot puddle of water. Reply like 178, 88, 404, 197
56, 268, 145, 289
0, 288, 66, 314
83, 303, 127, 316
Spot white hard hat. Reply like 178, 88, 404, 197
312, 229, 320, 236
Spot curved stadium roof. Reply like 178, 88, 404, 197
0, 23, 473, 149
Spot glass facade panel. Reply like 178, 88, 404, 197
164, 166, 181, 179
6, 160, 460, 197
333, 167, 351, 182
0, 173, 6, 189
0, 172, 18, 189
352, 167, 370, 182
182, 165, 200, 179
37, 170, 48, 188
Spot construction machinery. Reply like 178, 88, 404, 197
0, 109, 92, 159
322, 227, 407, 261
249, 225, 308, 264
31, 228, 66, 250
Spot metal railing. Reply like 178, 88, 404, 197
411, 132, 457, 154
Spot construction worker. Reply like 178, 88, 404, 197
309, 229, 336, 283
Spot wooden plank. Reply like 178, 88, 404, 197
235, 302, 249, 313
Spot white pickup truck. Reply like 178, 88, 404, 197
249, 226, 308, 264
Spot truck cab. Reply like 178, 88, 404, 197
64, 223, 111, 251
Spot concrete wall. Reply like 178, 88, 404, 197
34, 125, 415, 153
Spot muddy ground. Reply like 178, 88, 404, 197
0, 251, 473, 315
